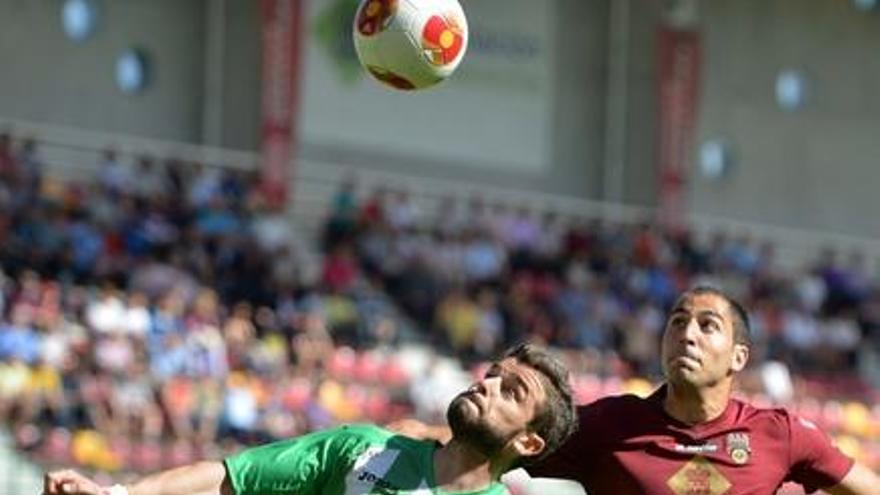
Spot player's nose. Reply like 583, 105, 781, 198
481, 376, 502, 396
679, 317, 700, 344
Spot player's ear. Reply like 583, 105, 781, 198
731, 343, 749, 373
511, 431, 546, 459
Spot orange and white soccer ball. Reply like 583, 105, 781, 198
353, 0, 468, 90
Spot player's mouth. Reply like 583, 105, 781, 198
670, 354, 701, 367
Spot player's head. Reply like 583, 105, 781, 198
446, 343, 576, 466
661, 286, 751, 390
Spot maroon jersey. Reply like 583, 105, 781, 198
527, 386, 853, 494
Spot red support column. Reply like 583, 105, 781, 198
656, 27, 701, 230
259, 0, 304, 210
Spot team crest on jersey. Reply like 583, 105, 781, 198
726, 432, 751, 465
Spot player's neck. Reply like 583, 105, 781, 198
434, 438, 506, 491
663, 381, 731, 425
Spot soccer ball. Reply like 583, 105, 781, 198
353, 0, 468, 90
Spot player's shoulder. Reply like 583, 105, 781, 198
337, 423, 437, 459
336, 423, 432, 446
313, 423, 402, 457
578, 392, 656, 417
731, 396, 787, 416
581, 391, 656, 409
569, 393, 661, 445
336, 423, 396, 441
730, 397, 807, 430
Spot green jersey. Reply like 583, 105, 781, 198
224, 424, 509, 495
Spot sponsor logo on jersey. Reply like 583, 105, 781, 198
346, 447, 402, 494
667, 455, 732, 495
674, 442, 718, 454
356, 469, 400, 491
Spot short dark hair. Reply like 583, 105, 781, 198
679, 286, 751, 346
504, 343, 577, 463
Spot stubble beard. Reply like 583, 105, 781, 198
446, 395, 513, 457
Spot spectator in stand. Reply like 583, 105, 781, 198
319, 177, 356, 248
132, 156, 169, 200
112, 356, 163, 442
187, 162, 222, 208
462, 229, 506, 283
473, 288, 504, 358
98, 149, 135, 197
0, 132, 16, 182
0, 355, 31, 425
16, 137, 42, 196
156, 371, 194, 445
435, 287, 479, 354
85, 283, 126, 335
0, 303, 41, 365
322, 244, 359, 293
358, 186, 387, 228
386, 188, 421, 231
504, 206, 541, 254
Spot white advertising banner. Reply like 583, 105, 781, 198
299, 0, 555, 172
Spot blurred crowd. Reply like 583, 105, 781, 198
324, 179, 880, 382
0, 135, 416, 474
0, 133, 878, 478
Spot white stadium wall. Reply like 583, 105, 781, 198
218, 0, 262, 151
620, 0, 663, 208
691, 0, 880, 237
550, 0, 611, 201
0, 0, 206, 142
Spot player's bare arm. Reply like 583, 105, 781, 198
43, 461, 233, 495
826, 462, 880, 495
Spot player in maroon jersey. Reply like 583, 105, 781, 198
391, 286, 880, 494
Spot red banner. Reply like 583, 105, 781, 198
656, 27, 701, 229
260, 0, 304, 209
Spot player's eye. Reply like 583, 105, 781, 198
498, 376, 515, 399
701, 319, 720, 332
503, 377, 525, 402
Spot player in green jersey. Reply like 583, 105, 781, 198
43, 343, 576, 495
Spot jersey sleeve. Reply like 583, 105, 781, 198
785, 412, 855, 493
224, 425, 372, 495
